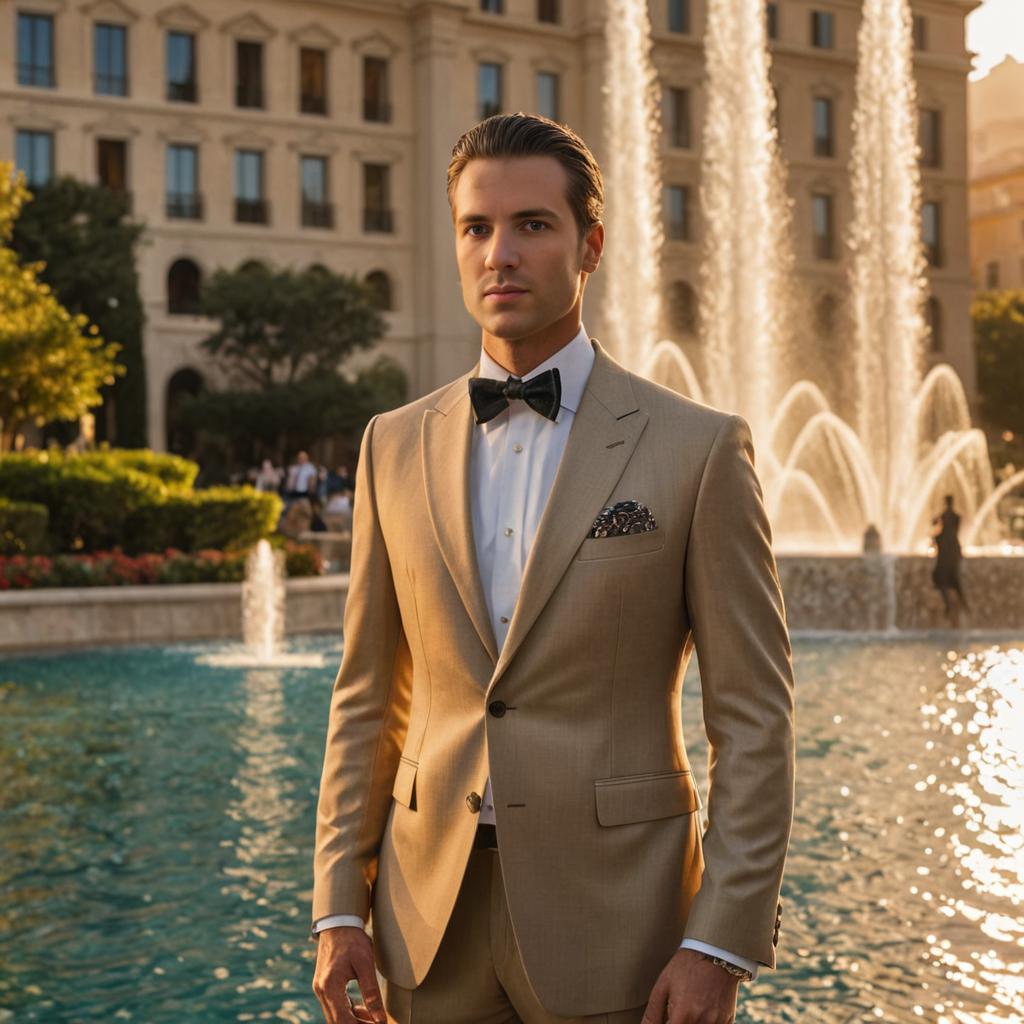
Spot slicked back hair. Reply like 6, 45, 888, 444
447, 113, 604, 240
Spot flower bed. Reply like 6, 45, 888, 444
0, 540, 323, 590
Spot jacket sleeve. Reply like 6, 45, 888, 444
311, 413, 413, 925
681, 414, 796, 968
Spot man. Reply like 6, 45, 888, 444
311, 113, 795, 1024
286, 450, 319, 502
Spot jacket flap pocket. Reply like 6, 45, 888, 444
594, 769, 701, 826
392, 756, 418, 810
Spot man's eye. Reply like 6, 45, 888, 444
524, 220, 547, 231
465, 224, 489, 236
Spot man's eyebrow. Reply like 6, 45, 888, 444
457, 208, 562, 225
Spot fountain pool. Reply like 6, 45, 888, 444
2, 635, 1023, 1022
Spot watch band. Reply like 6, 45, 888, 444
698, 952, 753, 982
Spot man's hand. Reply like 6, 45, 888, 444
642, 948, 741, 1024
311, 926, 388, 1024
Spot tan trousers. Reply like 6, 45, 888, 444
383, 847, 646, 1024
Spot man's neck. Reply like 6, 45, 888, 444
482, 316, 582, 377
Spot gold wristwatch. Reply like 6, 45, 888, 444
699, 953, 753, 982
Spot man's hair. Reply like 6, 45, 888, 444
446, 113, 604, 239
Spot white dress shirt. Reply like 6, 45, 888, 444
313, 324, 758, 980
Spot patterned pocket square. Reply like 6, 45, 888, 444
587, 500, 658, 539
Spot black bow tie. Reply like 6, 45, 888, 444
468, 368, 562, 424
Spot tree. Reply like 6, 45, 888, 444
0, 164, 124, 452
199, 262, 386, 387
974, 290, 1024, 440
10, 175, 148, 447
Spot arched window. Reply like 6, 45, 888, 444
165, 367, 204, 456
926, 296, 943, 353
167, 258, 202, 315
667, 280, 698, 336
814, 292, 838, 338
366, 269, 393, 311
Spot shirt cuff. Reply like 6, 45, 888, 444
312, 914, 366, 933
679, 938, 760, 980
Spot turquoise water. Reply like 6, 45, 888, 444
1, 635, 1022, 1023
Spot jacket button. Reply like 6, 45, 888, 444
488, 700, 507, 718
466, 792, 482, 813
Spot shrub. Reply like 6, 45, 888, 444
0, 497, 49, 555
77, 448, 198, 493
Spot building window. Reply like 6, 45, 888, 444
235, 150, 268, 224
766, 2, 779, 40
300, 47, 327, 115
167, 31, 197, 102
538, 0, 559, 23
922, 201, 942, 267
301, 155, 333, 229
167, 258, 202, 315
15, 129, 54, 186
364, 164, 393, 233
166, 143, 201, 219
17, 13, 55, 88
813, 97, 834, 157
668, 281, 698, 335
665, 185, 691, 241
97, 138, 127, 196
913, 15, 927, 51
537, 71, 560, 121
94, 23, 128, 96
666, 87, 691, 148
366, 270, 393, 311
479, 63, 503, 119
812, 193, 835, 260
925, 296, 943, 352
810, 10, 834, 49
985, 260, 1000, 289
235, 40, 263, 109
363, 56, 391, 123
481, 0, 504, 12
668, 0, 690, 34
919, 108, 942, 169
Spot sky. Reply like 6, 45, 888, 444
966, 0, 1024, 79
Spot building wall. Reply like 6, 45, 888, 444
0, 0, 979, 451
969, 56, 1024, 291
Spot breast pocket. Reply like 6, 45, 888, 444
576, 529, 665, 561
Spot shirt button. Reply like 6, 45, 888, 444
513, 443, 523, 453
504, 527, 514, 537
500, 615, 509, 624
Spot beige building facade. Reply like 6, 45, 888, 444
0, 0, 979, 451
969, 56, 1024, 291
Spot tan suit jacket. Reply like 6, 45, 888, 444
312, 338, 796, 1016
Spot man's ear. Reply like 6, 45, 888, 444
581, 222, 604, 274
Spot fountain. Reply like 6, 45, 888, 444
199, 539, 325, 668
604, 0, 1024, 555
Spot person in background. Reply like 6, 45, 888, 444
931, 494, 970, 627
254, 459, 283, 493
285, 451, 319, 502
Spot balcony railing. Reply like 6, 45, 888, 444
95, 72, 128, 96
363, 208, 394, 233
301, 93, 327, 115
166, 192, 203, 220
302, 200, 334, 229
17, 63, 54, 88
235, 198, 270, 225
167, 79, 197, 103
363, 98, 392, 123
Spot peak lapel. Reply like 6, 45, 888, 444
486, 340, 649, 697
421, 373, 499, 665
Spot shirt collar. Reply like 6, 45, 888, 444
476, 323, 594, 416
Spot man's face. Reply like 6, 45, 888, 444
451, 156, 602, 342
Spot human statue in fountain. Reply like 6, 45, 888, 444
931, 494, 970, 627
310, 113, 796, 1024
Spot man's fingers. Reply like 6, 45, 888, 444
641, 976, 669, 1024
312, 949, 359, 1024
353, 955, 388, 1024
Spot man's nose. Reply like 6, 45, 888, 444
484, 227, 520, 271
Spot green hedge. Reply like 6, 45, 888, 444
0, 449, 279, 555
0, 497, 49, 555
122, 487, 281, 555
